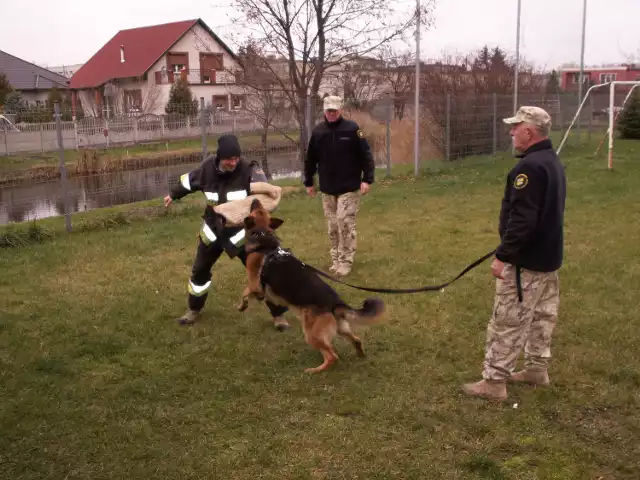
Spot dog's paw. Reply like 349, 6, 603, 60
237, 299, 249, 311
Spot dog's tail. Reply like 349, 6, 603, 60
334, 297, 385, 326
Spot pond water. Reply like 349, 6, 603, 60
0, 152, 301, 225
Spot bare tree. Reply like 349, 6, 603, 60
236, 43, 298, 178
223, 0, 435, 161
325, 57, 385, 109
418, 47, 547, 159
376, 48, 416, 120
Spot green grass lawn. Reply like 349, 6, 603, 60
1, 138, 639, 479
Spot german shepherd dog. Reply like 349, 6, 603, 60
237, 199, 284, 312
239, 199, 386, 373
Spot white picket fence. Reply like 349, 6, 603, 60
1, 111, 297, 155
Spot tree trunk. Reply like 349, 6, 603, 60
297, 93, 309, 168
260, 126, 271, 180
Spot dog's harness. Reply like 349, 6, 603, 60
258, 246, 293, 290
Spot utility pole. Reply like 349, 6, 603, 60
513, 0, 522, 116
577, 0, 588, 139
413, 0, 421, 176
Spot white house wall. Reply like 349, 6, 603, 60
148, 24, 241, 81
145, 23, 243, 113
19, 90, 51, 107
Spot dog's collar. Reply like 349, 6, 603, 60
245, 230, 281, 255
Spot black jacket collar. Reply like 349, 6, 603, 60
324, 116, 344, 129
516, 139, 553, 158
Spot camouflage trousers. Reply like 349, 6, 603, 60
321, 191, 361, 268
483, 263, 560, 381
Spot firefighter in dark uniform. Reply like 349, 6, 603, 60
164, 134, 289, 330
463, 106, 567, 401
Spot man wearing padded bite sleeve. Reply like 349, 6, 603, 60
164, 134, 290, 330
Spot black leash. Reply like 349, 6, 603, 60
300, 249, 497, 294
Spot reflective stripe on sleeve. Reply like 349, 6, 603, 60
180, 173, 191, 191
200, 222, 217, 245
230, 229, 245, 245
226, 190, 248, 201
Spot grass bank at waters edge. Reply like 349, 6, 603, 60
1, 139, 639, 478
0, 131, 299, 186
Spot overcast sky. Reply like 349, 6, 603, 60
1, 0, 638, 71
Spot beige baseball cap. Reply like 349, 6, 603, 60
503, 106, 551, 127
323, 95, 343, 110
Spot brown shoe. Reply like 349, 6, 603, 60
462, 379, 508, 401
177, 309, 200, 325
508, 369, 550, 386
273, 316, 290, 332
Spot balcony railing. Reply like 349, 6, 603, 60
155, 69, 238, 86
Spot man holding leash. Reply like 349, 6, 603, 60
304, 95, 375, 278
164, 133, 290, 331
463, 106, 566, 401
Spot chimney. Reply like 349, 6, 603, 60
120, 45, 125, 63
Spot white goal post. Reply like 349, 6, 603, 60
556, 81, 640, 170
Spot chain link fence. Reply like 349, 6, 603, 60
0, 89, 622, 227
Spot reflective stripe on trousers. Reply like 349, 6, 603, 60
188, 280, 211, 297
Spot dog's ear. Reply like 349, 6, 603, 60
269, 217, 284, 230
250, 199, 263, 212
244, 216, 256, 230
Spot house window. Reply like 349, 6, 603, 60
124, 89, 143, 113
199, 53, 223, 84
212, 95, 227, 110
167, 52, 189, 78
600, 73, 617, 83
572, 73, 588, 83
231, 95, 244, 109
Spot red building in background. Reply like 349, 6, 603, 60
561, 65, 640, 91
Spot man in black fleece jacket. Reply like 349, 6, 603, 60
463, 106, 567, 401
304, 95, 375, 277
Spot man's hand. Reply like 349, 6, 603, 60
491, 258, 505, 279
164, 195, 173, 208
360, 182, 370, 195
306, 186, 316, 197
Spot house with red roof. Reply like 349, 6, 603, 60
69, 18, 244, 117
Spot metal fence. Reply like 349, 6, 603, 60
1, 108, 298, 155
0, 89, 623, 228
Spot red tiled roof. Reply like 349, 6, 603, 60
70, 19, 236, 89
